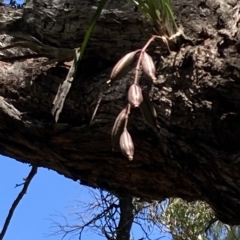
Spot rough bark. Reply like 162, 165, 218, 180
0, 0, 240, 225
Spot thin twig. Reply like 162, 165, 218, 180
0, 54, 46, 62
0, 166, 38, 240
124, 103, 131, 129
90, 94, 104, 123
14, 182, 24, 188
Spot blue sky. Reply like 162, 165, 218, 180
0, 156, 171, 240
0, 156, 96, 240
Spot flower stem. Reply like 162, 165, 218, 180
134, 35, 157, 84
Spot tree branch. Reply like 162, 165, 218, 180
0, 166, 37, 240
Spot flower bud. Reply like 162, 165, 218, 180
107, 50, 139, 85
111, 107, 127, 151
141, 51, 157, 82
119, 129, 134, 161
128, 84, 143, 107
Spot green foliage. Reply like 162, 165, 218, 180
132, 0, 177, 35
159, 199, 240, 240
224, 226, 240, 240
160, 198, 214, 240
208, 223, 240, 240
78, 0, 109, 60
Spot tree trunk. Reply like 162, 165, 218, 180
1, 0, 240, 225
117, 195, 133, 240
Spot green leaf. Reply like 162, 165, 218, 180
78, 0, 109, 60
163, 0, 178, 30
132, 0, 177, 35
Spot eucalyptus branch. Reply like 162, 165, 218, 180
0, 166, 37, 240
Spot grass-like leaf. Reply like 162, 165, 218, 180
78, 0, 109, 60
132, 0, 177, 36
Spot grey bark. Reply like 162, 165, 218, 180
0, 0, 240, 225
